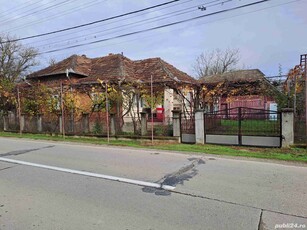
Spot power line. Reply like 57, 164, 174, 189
0, 0, 41, 19
4, 0, 181, 43
1, 0, 74, 25
3, 0, 104, 33
23, 0, 197, 47
41, 0, 300, 62
32, 0, 226, 50
39, 0, 273, 54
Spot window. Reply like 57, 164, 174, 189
133, 94, 144, 108
213, 97, 219, 113
204, 104, 210, 113
213, 103, 219, 113
51, 95, 60, 110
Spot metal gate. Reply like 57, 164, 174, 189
204, 107, 281, 147
180, 114, 196, 144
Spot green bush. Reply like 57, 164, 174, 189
93, 120, 103, 134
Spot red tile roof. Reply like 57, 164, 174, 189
29, 53, 197, 85
28, 55, 92, 78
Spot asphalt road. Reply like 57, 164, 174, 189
0, 137, 306, 230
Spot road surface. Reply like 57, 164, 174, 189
0, 137, 306, 230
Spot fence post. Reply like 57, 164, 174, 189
281, 108, 294, 148
3, 113, 9, 131
238, 107, 242, 146
37, 114, 43, 132
195, 109, 205, 144
20, 114, 25, 132
59, 114, 63, 134
110, 113, 116, 136
140, 112, 147, 136
172, 110, 181, 137
82, 113, 89, 133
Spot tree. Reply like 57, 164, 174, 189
193, 48, 240, 79
285, 65, 305, 115
0, 34, 38, 112
48, 57, 57, 67
0, 34, 38, 81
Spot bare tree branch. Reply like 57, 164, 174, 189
193, 48, 240, 79
0, 34, 38, 81
0, 33, 39, 111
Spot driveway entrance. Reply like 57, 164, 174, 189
204, 107, 281, 147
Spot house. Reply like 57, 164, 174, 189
26, 53, 197, 134
198, 69, 278, 114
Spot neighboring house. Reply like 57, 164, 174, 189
26, 53, 197, 133
198, 69, 278, 114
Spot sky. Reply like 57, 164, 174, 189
0, 0, 306, 79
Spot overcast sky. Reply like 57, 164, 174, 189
0, 0, 306, 78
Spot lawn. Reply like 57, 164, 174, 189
206, 119, 280, 136
0, 131, 306, 163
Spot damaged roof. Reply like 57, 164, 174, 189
198, 69, 266, 85
29, 53, 197, 85
28, 54, 92, 78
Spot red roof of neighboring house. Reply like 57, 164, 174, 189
29, 53, 197, 85
133, 58, 195, 84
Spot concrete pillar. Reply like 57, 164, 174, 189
20, 114, 25, 132
69, 117, 74, 133
110, 113, 116, 136
195, 110, 205, 144
281, 108, 294, 148
59, 115, 63, 133
3, 114, 9, 131
140, 112, 147, 136
172, 110, 181, 137
37, 114, 43, 132
82, 113, 89, 133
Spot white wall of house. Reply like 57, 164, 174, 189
163, 88, 173, 120
122, 94, 144, 124
121, 87, 194, 132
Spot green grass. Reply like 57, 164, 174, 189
0, 131, 306, 163
210, 119, 280, 135
222, 119, 279, 129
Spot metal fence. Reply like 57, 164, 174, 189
180, 114, 195, 143
294, 114, 306, 144
0, 111, 175, 138
0, 113, 3, 131
204, 107, 281, 147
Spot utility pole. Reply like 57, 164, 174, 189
66, 69, 74, 133
105, 82, 110, 144
151, 75, 154, 145
60, 81, 65, 139
300, 54, 307, 147
17, 86, 22, 135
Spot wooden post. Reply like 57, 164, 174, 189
60, 81, 65, 139
106, 82, 110, 143
151, 75, 154, 144
17, 86, 22, 135
300, 54, 307, 148
304, 56, 307, 148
